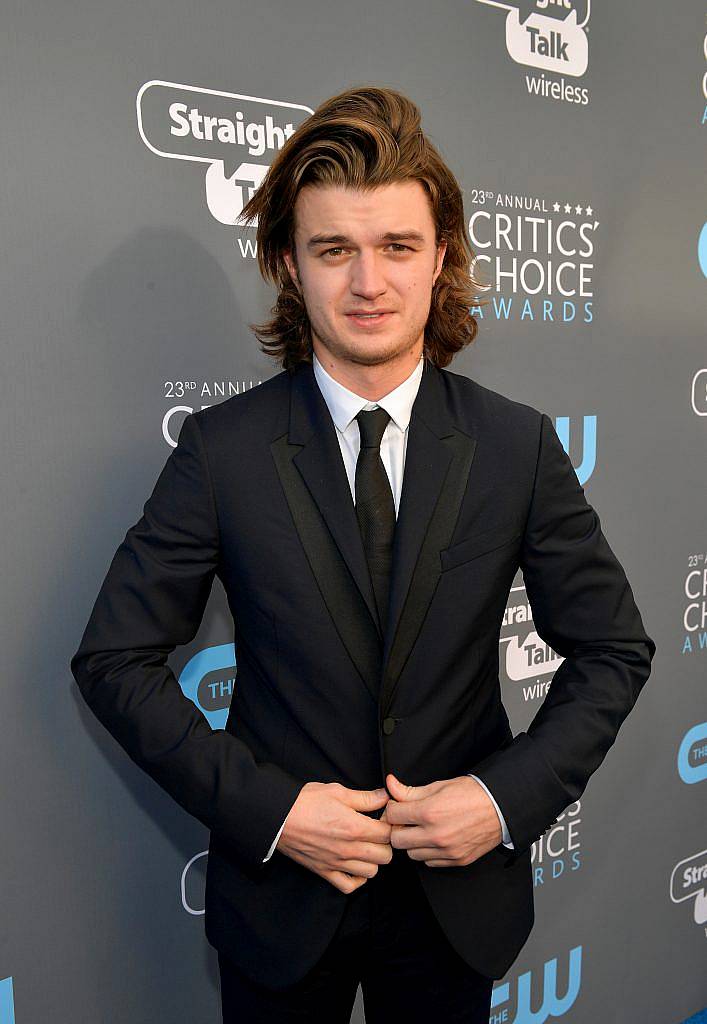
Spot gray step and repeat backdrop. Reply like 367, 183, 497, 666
2, 1, 706, 1022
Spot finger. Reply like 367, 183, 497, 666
389, 825, 430, 849
405, 848, 456, 862
382, 798, 427, 827
351, 816, 394, 844
345, 841, 394, 865
340, 786, 390, 813
335, 859, 380, 878
322, 869, 369, 894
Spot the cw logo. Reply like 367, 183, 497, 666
555, 415, 596, 486
491, 945, 582, 1021
1, 976, 15, 1024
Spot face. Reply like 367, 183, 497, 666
282, 180, 447, 369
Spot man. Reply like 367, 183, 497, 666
71, 86, 655, 1023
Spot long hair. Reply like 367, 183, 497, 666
239, 85, 489, 371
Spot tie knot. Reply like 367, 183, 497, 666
356, 407, 391, 449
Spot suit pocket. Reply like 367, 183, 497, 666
439, 521, 522, 573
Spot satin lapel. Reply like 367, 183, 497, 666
380, 361, 478, 716
269, 363, 382, 702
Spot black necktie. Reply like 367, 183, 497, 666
354, 407, 396, 633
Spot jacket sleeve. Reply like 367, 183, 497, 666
470, 412, 656, 857
70, 411, 305, 871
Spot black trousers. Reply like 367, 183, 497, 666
218, 850, 494, 1023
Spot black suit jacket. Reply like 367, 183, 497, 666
71, 357, 655, 987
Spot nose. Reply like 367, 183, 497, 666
349, 252, 388, 300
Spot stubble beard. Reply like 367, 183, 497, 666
308, 313, 427, 369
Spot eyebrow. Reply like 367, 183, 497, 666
305, 230, 427, 250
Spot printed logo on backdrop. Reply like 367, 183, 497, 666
683, 549, 707, 655
702, 23, 707, 124
0, 977, 15, 1024
531, 802, 582, 888
698, 223, 707, 278
162, 379, 262, 447
502, 413, 595, 698
677, 722, 707, 784
178, 644, 236, 731
670, 849, 707, 936
691, 367, 707, 416
491, 945, 582, 1021
475, 0, 591, 105
136, 81, 313, 242
177, 644, 237, 915
468, 188, 598, 323
498, 414, 591, 888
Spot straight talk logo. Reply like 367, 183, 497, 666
476, 0, 591, 105
136, 81, 313, 229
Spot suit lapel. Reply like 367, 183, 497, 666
379, 361, 477, 715
269, 362, 382, 703
269, 358, 477, 714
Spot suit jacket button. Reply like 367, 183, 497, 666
382, 717, 396, 735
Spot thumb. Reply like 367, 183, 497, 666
385, 772, 419, 801
386, 772, 444, 801
342, 786, 390, 812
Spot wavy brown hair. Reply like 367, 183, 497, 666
240, 84, 489, 371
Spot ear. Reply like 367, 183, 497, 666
283, 248, 301, 292
433, 239, 447, 284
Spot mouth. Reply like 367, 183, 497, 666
345, 312, 394, 328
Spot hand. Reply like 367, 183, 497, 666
381, 772, 502, 867
277, 782, 394, 893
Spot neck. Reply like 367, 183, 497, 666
312, 339, 424, 401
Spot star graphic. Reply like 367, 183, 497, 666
575, 205, 583, 215
586, 205, 593, 216
553, 202, 561, 212
564, 203, 571, 213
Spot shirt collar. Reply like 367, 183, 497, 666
312, 350, 424, 434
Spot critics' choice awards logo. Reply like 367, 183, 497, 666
469, 190, 599, 323
476, 0, 590, 105
682, 551, 707, 655
702, 21, 707, 125
161, 378, 262, 447
532, 802, 582, 889
677, 722, 707, 785
670, 849, 707, 934
137, 81, 313, 233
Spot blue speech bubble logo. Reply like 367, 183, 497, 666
677, 722, 707, 784
178, 643, 236, 731
698, 222, 707, 279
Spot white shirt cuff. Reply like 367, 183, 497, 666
262, 815, 289, 862
468, 773, 514, 848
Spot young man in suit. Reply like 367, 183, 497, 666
71, 86, 656, 1023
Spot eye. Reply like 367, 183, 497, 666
320, 243, 412, 258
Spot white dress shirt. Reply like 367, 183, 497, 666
262, 351, 514, 861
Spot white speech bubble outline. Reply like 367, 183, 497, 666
506, 9, 588, 77
690, 368, 707, 416
669, 847, 707, 904
475, 0, 591, 31
136, 79, 314, 165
